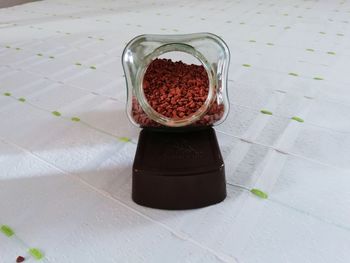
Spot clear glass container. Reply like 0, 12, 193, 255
122, 33, 230, 128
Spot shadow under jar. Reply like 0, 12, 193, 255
122, 33, 230, 209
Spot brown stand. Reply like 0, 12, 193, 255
132, 127, 226, 210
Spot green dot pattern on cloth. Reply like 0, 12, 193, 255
52, 111, 61, 117
18, 98, 26, 102
90, 66, 96, 69
267, 42, 274, 46
28, 248, 44, 260
71, 117, 80, 122
306, 48, 314, 52
250, 188, 268, 199
260, 110, 273, 115
327, 51, 336, 55
249, 39, 256, 42
242, 64, 251, 67
37, 53, 43, 56
1, 225, 14, 237
288, 72, 298, 76
291, 116, 304, 122
313, 77, 324, 80
3, 92, 11, 96
75, 62, 82, 66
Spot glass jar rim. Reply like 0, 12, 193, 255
135, 43, 215, 127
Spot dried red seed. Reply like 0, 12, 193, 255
132, 58, 224, 126
16, 256, 25, 262
177, 106, 185, 112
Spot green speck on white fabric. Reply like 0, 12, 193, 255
52, 111, 61, 117
291, 116, 304, 122
289, 72, 298, 77
250, 189, 268, 199
119, 137, 131, 142
1, 225, 14, 237
260, 109, 273, 115
71, 117, 80, 122
28, 248, 44, 260
18, 98, 26, 102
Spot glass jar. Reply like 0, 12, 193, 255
122, 33, 230, 128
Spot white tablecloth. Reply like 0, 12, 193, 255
1, 0, 350, 262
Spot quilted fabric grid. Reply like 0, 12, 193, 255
1, 0, 350, 262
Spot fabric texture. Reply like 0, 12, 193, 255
1, 0, 350, 262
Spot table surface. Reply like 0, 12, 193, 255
1, 0, 350, 262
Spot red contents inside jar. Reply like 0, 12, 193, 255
132, 58, 224, 127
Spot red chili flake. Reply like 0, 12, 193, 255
16, 256, 25, 262
132, 58, 224, 127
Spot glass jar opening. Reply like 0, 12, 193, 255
135, 43, 216, 127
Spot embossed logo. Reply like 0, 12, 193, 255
162, 139, 203, 160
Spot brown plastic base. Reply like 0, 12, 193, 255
132, 127, 226, 210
